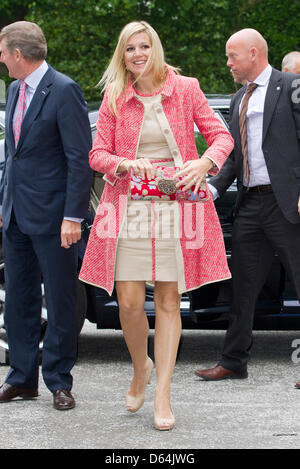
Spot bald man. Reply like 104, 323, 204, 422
195, 29, 300, 383
282, 51, 300, 74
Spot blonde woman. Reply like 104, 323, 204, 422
80, 21, 233, 430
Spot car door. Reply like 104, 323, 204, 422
190, 108, 284, 326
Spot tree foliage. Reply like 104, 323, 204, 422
0, 0, 30, 29
1, 0, 299, 102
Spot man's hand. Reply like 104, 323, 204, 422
61, 219, 81, 249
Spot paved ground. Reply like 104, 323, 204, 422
1, 321, 300, 450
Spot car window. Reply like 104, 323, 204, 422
0, 110, 5, 129
194, 110, 229, 157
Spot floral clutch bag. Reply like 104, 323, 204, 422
130, 166, 209, 202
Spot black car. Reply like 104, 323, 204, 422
0, 95, 299, 363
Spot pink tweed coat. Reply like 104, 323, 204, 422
79, 69, 234, 295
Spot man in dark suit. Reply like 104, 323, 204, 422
195, 29, 300, 382
0, 21, 92, 408
282, 51, 300, 74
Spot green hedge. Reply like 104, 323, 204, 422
1, 0, 299, 102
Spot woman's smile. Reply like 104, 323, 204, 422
124, 32, 152, 78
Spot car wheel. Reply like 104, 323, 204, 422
40, 278, 87, 339
0, 279, 50, 359
0, 258, 8, 361
0, 260, 87, 362
76, 279, 87, 334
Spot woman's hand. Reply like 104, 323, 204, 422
175, 157, 214, 192
118, 158, 154, 180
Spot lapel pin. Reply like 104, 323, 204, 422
276, 86, 281, 90
41, 90, 46, 95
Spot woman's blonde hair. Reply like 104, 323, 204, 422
98, 21, 179, 115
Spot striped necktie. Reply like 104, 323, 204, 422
239, 82, 258, 186
13, 80, 27, 149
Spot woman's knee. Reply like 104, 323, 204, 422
154, 290, 181, 315
116, 281, 145, 317
118, 297, 145, 317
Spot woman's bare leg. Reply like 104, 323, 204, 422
153, 281, 181, 425
116, 281, 151, 397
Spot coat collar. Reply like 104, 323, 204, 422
23, 60, 49, 92
124, 67, 176, 103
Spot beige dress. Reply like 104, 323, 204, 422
115, 93, 182, 282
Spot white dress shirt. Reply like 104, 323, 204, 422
209, 64, 273, 199
15, 60, 49, 119
241, 64, 272, 187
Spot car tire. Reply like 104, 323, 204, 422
76, 279, 87, 334
40, 278, 87, 339
0, 260, 87, 362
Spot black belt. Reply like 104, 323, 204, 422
244, 184, 273, 193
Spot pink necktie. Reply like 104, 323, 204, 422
13, 80, 27, 148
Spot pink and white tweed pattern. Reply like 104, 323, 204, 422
79, 69, 234, 295
13, 80, 27, 148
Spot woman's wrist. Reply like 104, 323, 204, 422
118, 158, 131, 173
202, 156, 215, 171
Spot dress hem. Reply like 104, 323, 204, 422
78, 274, 232, 297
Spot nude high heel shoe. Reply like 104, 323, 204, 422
154, 409, 175, 431
126, 357, 154, 413
154, 391, 175, 431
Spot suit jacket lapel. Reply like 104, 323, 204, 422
231, 86, 245, 152
16, 66, 55, 150
6, 82, 19, 155
262, 68, 282, 143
